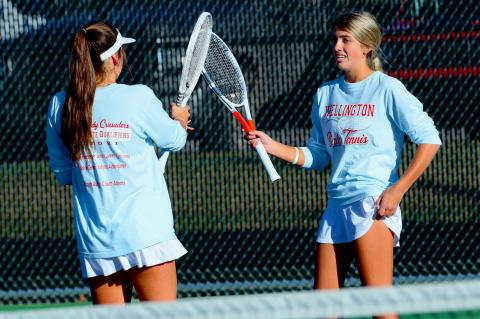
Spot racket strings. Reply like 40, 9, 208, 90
204, 34, 246, 105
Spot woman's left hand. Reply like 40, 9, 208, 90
374, 185, 405, 218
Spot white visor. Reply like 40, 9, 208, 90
99, 29, 136, 61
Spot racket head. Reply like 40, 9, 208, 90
177, 12, 212, 106
202, 32, 247, 109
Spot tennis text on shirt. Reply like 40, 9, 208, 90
91, 119, 131, 141
79, 119, 132, 187
323, 103, 375, 147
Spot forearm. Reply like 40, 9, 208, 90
394, 144, 440, 193
269, 140, 305, 166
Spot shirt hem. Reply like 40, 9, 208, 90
78, 233, 179, 259
327, 191, 383, 206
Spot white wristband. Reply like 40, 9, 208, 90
292, 147, 300, 165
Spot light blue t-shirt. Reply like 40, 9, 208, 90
46, 83, 187, 258
302, 71, 441, 206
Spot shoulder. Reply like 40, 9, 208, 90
115, 84, 156, 98
50, 90, 66, 104
313, 77, 341, 101
376, 72, 407, 92
114, 84, 165, 115
48, 91, 66, 113
318, 77, 341, 93
109, 84, 162, 110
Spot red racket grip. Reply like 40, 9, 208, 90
232, 111, 253, 132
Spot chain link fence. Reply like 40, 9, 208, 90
1, 0, 479, 304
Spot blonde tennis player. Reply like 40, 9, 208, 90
246, 11, 441, 319
46, 22, 191, 304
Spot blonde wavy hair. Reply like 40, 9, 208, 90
332, 11, 383, 71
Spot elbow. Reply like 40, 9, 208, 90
417, 143, 441, 160
408, 119, 442, 146
430, 144, 441, 156
55, 173, 72, 186
175, 126, 188, 150
174, 130, 188, 151
413, 135, 442, 147
310, 161, 329, 171
50, 167, 72, 186
408, 125, 441, 145
166, 129, 187, 152
301, 146, 329, 171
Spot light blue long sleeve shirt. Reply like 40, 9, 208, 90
302, 71, 441, 206
46, 83, 187, 258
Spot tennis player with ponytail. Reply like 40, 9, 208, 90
247, 11, 441, 318
46, 22, 191, 304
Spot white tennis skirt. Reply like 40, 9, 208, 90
80, 238, 188, 278
317, 196, 402, 247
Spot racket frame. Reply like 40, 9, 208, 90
176, 12, 212, 107
201, 34, 281, 182
159, 12, 212, 172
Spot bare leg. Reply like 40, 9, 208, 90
127, 261, 177, 301
88, 271, 132, 305
355, 220, 397, 319
314, 242, 355, 289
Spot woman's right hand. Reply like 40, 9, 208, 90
245, 130, 302, 165
245, 130, 276, 153
171, 103, 193, 131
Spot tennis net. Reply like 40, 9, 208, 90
0, 280, 479, 319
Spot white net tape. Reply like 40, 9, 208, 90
2, 280, 479, 319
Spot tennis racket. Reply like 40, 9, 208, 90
202, 33, 281, 182
158, 12, 212, 173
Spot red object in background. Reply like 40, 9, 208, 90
388, 66, 479, 80
383, 30, 480, 43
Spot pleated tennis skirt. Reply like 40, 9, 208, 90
316, 196, 402, 247
80, 237, 187, 278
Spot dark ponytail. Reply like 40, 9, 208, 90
61, 22, 117, 161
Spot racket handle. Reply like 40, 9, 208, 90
176, 94, 188, 107
254, 142, 281, 182
247, 119, 255, 130
232, 111, 252, 132
158, 152, 170, 174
